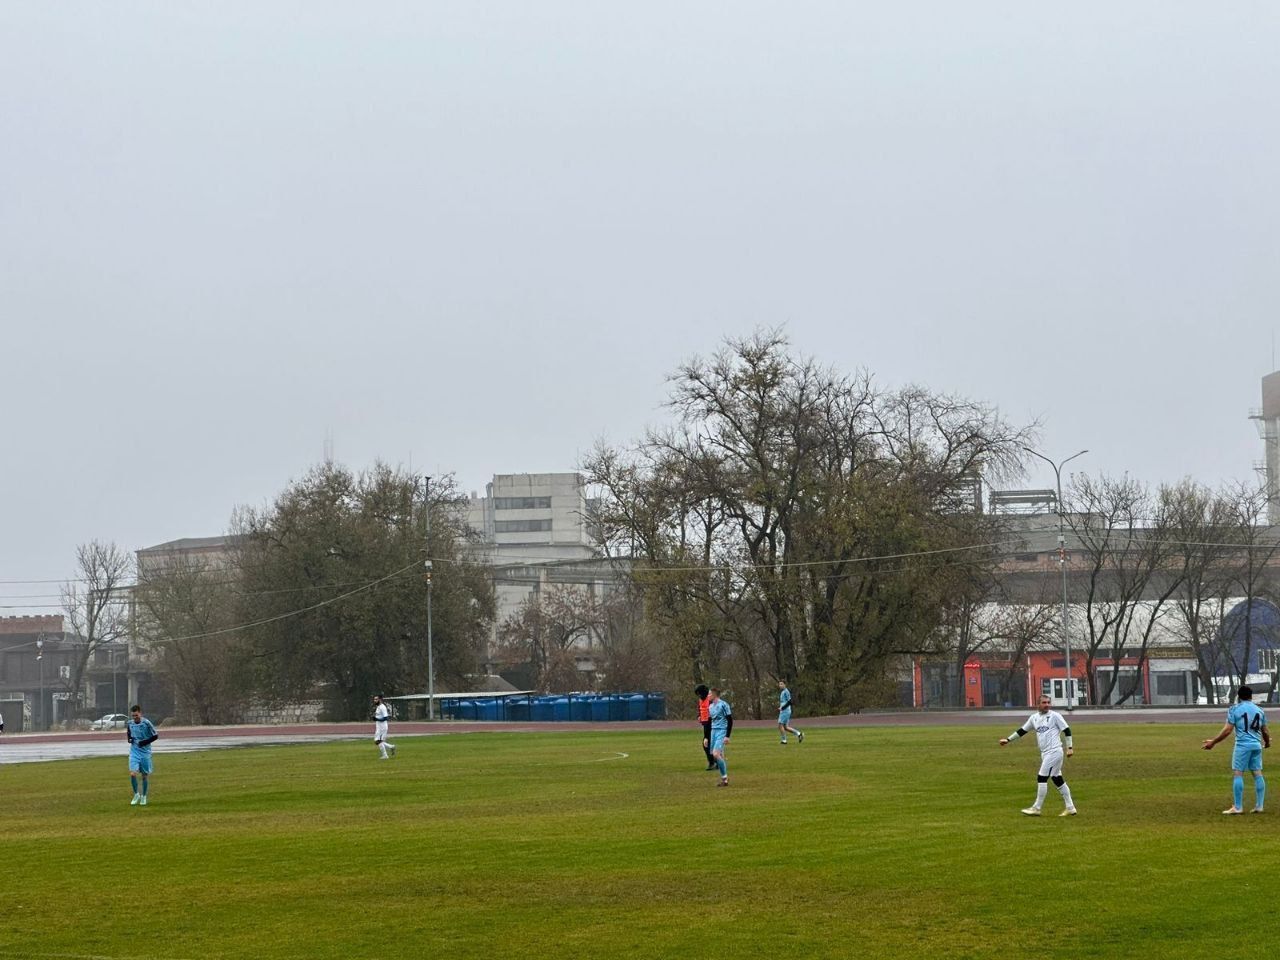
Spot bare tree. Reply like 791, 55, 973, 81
587, 331, 1033, 713
1066, 475, 1185, 705
494, 584, 645, 692
1165, 481, 1236, 704
135, 552, 250, 724
1218, 483, 1280, 689
937, 568, 1058, 707
61, 541, 133, 720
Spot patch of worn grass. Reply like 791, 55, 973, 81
0, 723, 1260, 959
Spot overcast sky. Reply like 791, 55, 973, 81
2, 2, 1277, 610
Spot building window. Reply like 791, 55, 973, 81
494, 519, 553, 533
1260, 649, 1279, 672
1154, 674, 1186, 697
494, 497, 552, 510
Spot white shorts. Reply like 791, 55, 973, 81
374, 720, 388, 742
1038, 750, 1064, 778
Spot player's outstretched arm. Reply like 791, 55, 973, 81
1202, 723, 1233, 750
999, 727, 1027, 747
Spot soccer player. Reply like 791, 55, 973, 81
695, 684, 715, 770
1202, 684, 1270, 815
776, 679, 804, 745
373, 695, 396, 760
705, 687, 733, 787
126, 704, 158, 806
999, 694, 1077, 817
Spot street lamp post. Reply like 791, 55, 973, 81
424, 476, 435, 721
36, 635, 44, 731
111, 644, 120, 715
426, 563, 434, 720
1022, 446, 1089, 710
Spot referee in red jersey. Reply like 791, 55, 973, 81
696, 684, 715, 770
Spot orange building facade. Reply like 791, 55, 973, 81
913, 650, 1161, 709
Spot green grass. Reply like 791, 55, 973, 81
0, 724, 1266, 960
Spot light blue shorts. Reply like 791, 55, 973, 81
1232, 745, 1263, 772
710, 731, 728, 755
778, 709, 792, 725
129, 751, 153, 775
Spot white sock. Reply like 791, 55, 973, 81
1057, 782, 1074, 809
1035, 782, 1048, 808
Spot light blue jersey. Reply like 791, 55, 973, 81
709, 699, 732, 732
127, 717, 158, 774
708, 698, 732, 757
1228, 702, 1267, 748
778, 687, 793, 721
1226, 701, 1266, 775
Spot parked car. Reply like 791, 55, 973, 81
91, 713, 129, 731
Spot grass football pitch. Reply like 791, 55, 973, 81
0, 723, 1266, 960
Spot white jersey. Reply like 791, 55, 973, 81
374, 703, 391, 723
1018, 710, 1069, 755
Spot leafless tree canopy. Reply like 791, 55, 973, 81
494, 583, 661, 693
586, 331, 1034, 713
61, 540, 133, 714
135, 552, 249, 725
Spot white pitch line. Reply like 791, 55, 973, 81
588, 751, 630, 762
0, 952, 198, 960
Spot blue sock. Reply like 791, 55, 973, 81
1233, 775, 1244, 809
130, 776, 138, 794
716, 758, 726, 777
142, 779, 149, 797
1256, 775, 1266, 809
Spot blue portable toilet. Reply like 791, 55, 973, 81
480, 699, 501, 722
570, 696, 592, 722
506, 697, 530, 722
626, 694, 646, 721
552, 697, 570, 721
645, 693, 666, 720
532, 697, 556, 722
590, 696, 610, 722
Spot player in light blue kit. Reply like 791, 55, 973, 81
704, 688, 733, 787
1203, 684, 1270, 815
126, 704, 159, 806
776, 679, 804, 745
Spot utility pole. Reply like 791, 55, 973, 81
424, 475, 435, 721
36, 634, 45, 731
1023, 446, 1088, 710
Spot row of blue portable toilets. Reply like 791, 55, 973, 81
438, 692, 667, 723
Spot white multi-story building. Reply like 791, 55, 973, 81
465, 474, 621, 677
465, 473, 599, 564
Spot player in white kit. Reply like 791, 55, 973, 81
373, 694, 396, 760
999, 695, 1077, 817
